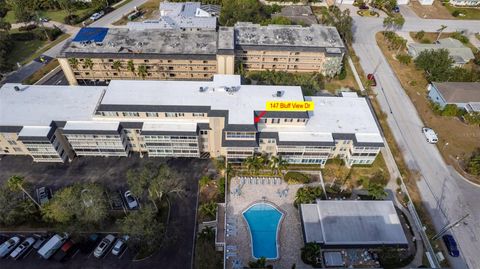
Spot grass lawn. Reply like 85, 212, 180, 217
410, 31, 479, 53
113, 0, 160, 25
4, 8, 94, 24
325, 61, 359, 93
444, 4, 480, 20
376, 32, 480, 177
7, 33, 70, 66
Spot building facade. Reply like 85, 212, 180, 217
58, 24, 345, 85
428, 82, 480, 113
0, 75, 382, 166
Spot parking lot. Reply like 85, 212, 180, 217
0, 156, 212, 269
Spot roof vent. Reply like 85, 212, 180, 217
14, 86, 21, 91
199, 86, 207, 92
276, 90, 284, 97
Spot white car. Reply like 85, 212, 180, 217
90, 11, 104, 21
124, 191, 138, 209
10, 237, 36, 260
111, 236, 128, 256
93, 234, 115, 258
422, 127, 438, 144
0, 236, 21, 258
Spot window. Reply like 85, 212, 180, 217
284, 118, 293, 122
193, 113, 205, 117
225, 132, 255, 139
8, 140, 17, 145
271, 119, 280, 124
200, 130, 208, 135
144, 60, 149, 63
122, 112, 139, 117
297, 118, 307, 123
146, 112, 158, 117
108, 59, 114, 62
165, 112, 184, 117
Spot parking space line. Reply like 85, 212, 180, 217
118, 247, 128, 259
22, 248, 34, 259
71, 249, 80, 259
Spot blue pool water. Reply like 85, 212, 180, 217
242, 203, 283, 259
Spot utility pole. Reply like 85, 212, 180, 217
431, 214, 470, 241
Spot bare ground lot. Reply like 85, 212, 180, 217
0, 156, 212, 269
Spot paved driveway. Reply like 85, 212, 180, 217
0, 156, 211, 269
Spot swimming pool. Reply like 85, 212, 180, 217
242, 202, 283, 259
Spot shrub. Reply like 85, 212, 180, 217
464, 112, 480, 125
301, 243, 322, 267
218, 177, 225, 201
18, 24, 37, 31
420, 38, 431, 44
451, 32, 469, 44
396, 53, 412, 65
337, 64, 347, 80
285, 172, 311, 184
199, 176, 211, 188
441, 104, 465, 117
414, 30, 425, 40
294, 186, 323, 207
10, 32, 36, 41
466, 148, 480, 176
452, 10, 460, 17
64, 14, 80, 25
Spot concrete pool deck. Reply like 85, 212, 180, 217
225, 177, 307, 268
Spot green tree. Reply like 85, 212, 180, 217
268, 155, 288, 175
261, 16, 291, 26
0, 185, 39, 226
467, 148, 480, 176
6, 0, 34, 24
84, 58, 94, 70
112, 60, 122, 71
414, 30, 425, 40
243, 155, 264, 175
119, 205, 164, 250
200, 201, 217, 219
79, 183, 108, 224
320, 6, 353, 45
414, 49, 454, 82
0, 18, 11, 33
148, 164, 184, 202
199, 175, 211, 188
0, 32, 12, 72
248, 257, 272, 269
367, 183, 387, 200
219, 0, 265, 26
68, 58, 79, 69
383, 16, 405, 31
127, 60, 135, 73
301, 242, 321, 266
294, 186, 323, 207
57, 0, 75, 17
42, 185, 77, 223
137, 64, 147, 79
7, 175, 41, 208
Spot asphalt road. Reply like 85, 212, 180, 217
1, 0, 149, 84
40, 69, 69, 85
348, 7, 480, 269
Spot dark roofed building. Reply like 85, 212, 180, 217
428, 82, 480, 113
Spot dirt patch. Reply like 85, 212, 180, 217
376, 32, 480, 179
408, 0, 454, 19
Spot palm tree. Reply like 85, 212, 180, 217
127, 60, 135, 74
367, 183, 387, 200
243, 156, 264, 175
68, 58, 79, 69
7, 175, 41, 208
248, 257, 272, 268
112, 60, 122, 71
200, 201, 217, 219
436, 25, 447, 42
268, 155, 288, 175
137, 65, 147, 79
84, 58, 94, 70
301, 242, 321, 266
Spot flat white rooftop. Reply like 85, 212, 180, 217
101, 75, 305, 125
18, 126, 52, 137
0, 84, 105, 127
64, 121, 119, 131
261, 94, 383, 144
301, 200, 408, 246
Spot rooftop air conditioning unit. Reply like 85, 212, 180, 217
276, 90, 284, 97
14, 86, 21, 91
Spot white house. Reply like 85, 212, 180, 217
450, 0, 480, 6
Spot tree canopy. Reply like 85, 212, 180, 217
119, 205, 164, 250
319, 6, 353, 45
414, 49, 454, 82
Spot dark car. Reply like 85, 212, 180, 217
367, 73, 377, 86
53, 240, 77, 262
392, 6, 400, 13
442, 234, 460, 257
79, 234, 100, 254
359, 4, 369, 10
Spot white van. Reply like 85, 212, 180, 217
422, 127, 438, 144
37, 234, 67, 259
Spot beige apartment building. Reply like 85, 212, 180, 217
0, 75, 382, 166
58, 24, 345, 85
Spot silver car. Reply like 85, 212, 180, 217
0, 236, 21, 258
93, 234, 115, 258
10, 237, 36, 260
124, 191, 138, 209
